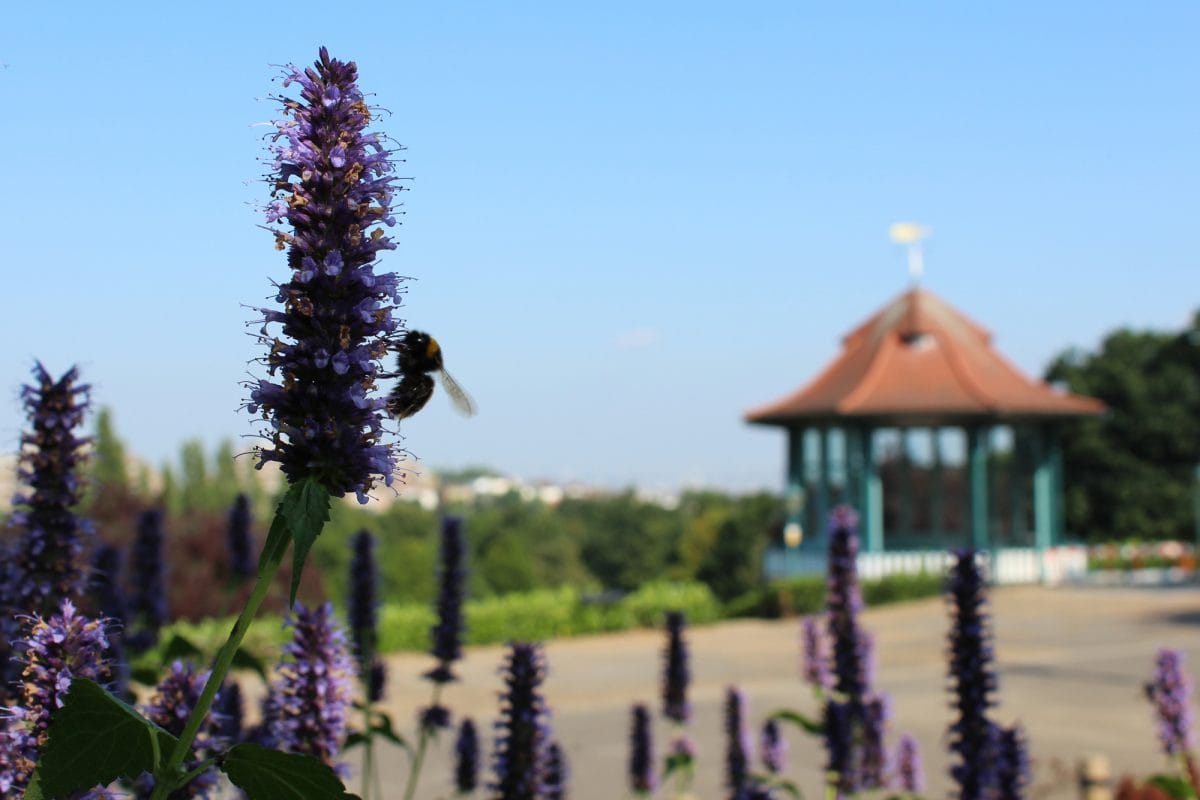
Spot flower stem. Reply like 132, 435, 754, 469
403, 684, 444, 800
149, 527, 289, 800
361, 702, 375, 800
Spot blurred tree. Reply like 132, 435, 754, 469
1046, 311, 1200, 541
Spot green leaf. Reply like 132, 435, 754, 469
129, 665, 162, 687
258, 507, 292, 573
769, 709, 824, 736
221, 744, 356, 799
232, 645, 268, 682
30, 678, 180, 797
283, 479, 331, 605
663, 749, 693, 778
161, 633, 204, 662
1147, 774, 1198, 800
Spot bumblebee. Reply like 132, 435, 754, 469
386, 330, 476, 420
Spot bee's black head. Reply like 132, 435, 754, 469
397, 330, 444, 373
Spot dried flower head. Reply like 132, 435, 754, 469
249, 47, 404, 502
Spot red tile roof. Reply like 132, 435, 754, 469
745, 288, 1104, 425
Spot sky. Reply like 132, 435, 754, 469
0, 3, 1196, 493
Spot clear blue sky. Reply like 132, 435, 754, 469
1, 3, 1196, 492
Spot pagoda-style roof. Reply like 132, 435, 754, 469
745, 288, 1104, 426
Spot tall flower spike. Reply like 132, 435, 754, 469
347, 530, 379, 672
249, 47, 404, 502
800, 615, 831, 691
859, 691, 890, 789
894, 733, 924, 794
262, 602, 354, 772
127, 508, 169, 651
662, 610, 690, 723
724, 686, 752, 800
135, 661, 223, 799
1149, 648, 1194, 757
826, 506, 868, 704
629, 704, 656, 794
947, 549, 999, 800
455, 717, 480, 794
427, 516, 467, 684
995, 723, 1030, 800
542, 741, 568, 800
0, 599, 111, 795
87, 545, 130, 696
226, 493, 255, 580
8, 363, 93, 620
492, 642, 550, 800
760, 718, 785, 774
823, 699, 855, 795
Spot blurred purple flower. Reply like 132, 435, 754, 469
826, 506, 868, 704
0, 599, 111, 794
995, 723, 1030, 800
212, 681, 244, 746
823, 698, 855, 794
87, 544, 130, 697
226, 493, 254, 580
427, 516, 467, 684
455, 717, 480, 793
127, 509, 168, 651
347, 530, 380, 679
800, 614, 831, 691
724, 686, 752, 799
1149, 647, 1194, 757
248, 47, 403, 502
859, 691, 890, 789
894, 733, 924, 793
420, 703, 452, 732
492, 642, 549, 800
262, 602, 354, 772
947, 549, 998, 800
543, 741, 568, 800
135, 661, 223, 799
629, 703, 656, 794
662, 611, 690, 724
760, 718, 785, 774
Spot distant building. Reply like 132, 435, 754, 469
745, 287, 1103, 584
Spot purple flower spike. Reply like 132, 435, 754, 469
127, 509, 169, 651
213, 681, 245, 746
823, 698, 854, 794
894, 733, 924, 793
0, 599, 111, 794
662, 611, 691, 723
724, 686, 752, 798
492, 642, 550, 800
7, 364, 92, 644
249, 47, 404, 501
1149, 648, 1194, 757
88, 544, 130, 696
996, 724, 1030, 800
455, 717, 480, 793
760, 718, 786, 774
427, 516, 467, 684
947, 549, 998, 800
629, 704, 656, 794
347, 530, 379, 671
262, 602, 354, 772
826, 506, 868, 704
543, 741, 568, 800
227, 493, 255, 580
800, 615, 831, 691
859, 691, 890, 789
136, 661, 223, 799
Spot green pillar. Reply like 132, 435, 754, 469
815, 426, 831, 540
967, 425, 990, 551
1050, 430, 1065, 542
899, 428, 914, 539
1010, 427, 1028, 546
864, 428, 884, 553
931, 426, 945, 539
1032, 425, 1054, 553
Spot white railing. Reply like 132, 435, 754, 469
764, 545, 1089, 586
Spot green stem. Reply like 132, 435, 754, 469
361, 702, 375, 800
149, 535, 288, 800
402, 684, 444, 800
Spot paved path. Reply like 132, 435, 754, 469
358, 584, 1200, 799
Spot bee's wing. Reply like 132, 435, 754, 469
437, 369, 477, 417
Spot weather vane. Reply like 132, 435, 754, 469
889, 222, 931, 284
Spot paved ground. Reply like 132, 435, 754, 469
353, 584, 1200, 799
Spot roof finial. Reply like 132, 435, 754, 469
889, 222, 932, 285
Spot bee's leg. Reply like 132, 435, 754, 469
388, 374, 435, 420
